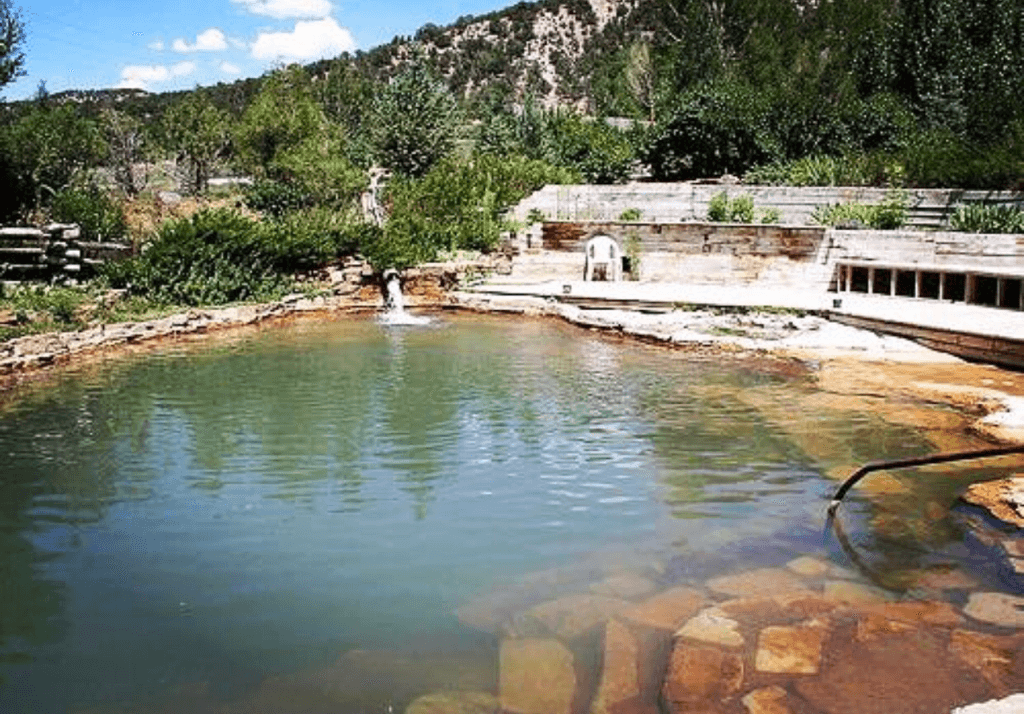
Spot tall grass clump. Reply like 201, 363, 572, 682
949, 204, 1024, 234
811, 190, 909, 230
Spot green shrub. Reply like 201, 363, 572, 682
618, 207, 642, 221
370, 153, 577, 270
707, 192, 755, 223
758, 207, 781, 224
244, 179, 312, 217
811, 190, 908, 229
102, 209, 294, 306
50, 185, 128, 242
949, 204, 1024, 234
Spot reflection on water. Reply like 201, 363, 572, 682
0, 314, 1014, 713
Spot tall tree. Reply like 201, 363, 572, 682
0, 0, 25, 94
162, 91, 230, 195
369, 58, 460, 177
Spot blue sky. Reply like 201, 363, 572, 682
5, 0, 509, 100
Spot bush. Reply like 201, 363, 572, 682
103, 209, 293, 306
949, 204, 1024, 234
619, 208, 642, 221
244, 179, 313, 217
707, 192, 754, 223
811, 190, 908, 229
50, 185, 128, 241
368, 153, 577, 270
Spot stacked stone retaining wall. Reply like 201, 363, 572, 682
0, 224, 132, 281
511, 184, 1024, 230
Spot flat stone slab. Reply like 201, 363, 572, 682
675, 607, 744, 648
962, 477, 1024, 528
755, 620, 829, 674
621, 586, 707, 631
662, 643, 744, 709
406, 691, 501, 714
706, 568, 809, 599
742, 685, 794, 714
964, 592, 1024, 628
500, 638, 578, 714
953, 693, 1024, 713
515, 594, 631, 640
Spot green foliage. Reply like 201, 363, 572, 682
811, 190, 908, 229
758, 207, 781, 224
0, 0, 26, 93
745, 153, 906, 188
244, 179, 312, 217
162, 91, 230, 194
618, 208, 642, 221
102, 209, 291, 306
540, 111, 635, 184
707, 192, 754, 223
269, 131, 367, 209
645, 79, 778, 181
0, 103, 106, 215
367, 153, 577, 269
50, 185, 128, 242
370, 60, 460, 177
0, 284, 89, 331
234, 66, 325, 175
526, 208, 546, 224
949, 204, 1024, 234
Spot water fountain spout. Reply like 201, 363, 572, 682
380, 269, 430, 325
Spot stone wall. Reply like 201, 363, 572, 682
0, 224, 132, 281
511, 184, 1024, 229
507, 221, 833, 288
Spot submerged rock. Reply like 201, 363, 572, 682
675, 607, 744, 648
706, 568, 809, 599
589, 619, 661, 714
405, 691, 501, 714
755, 620, 829, 674
962, 477, 1024, 528
499, 638, 578, 714
661, 643, 744, 712
785, 556, 829, 579
621, 586, 707, 631
741, 686, 794, 714
510, 594, 631, 640
964, 592, 1024, 628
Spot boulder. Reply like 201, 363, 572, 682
661, 643, 744, 711
621, 586, 707, 631
755, 620, 829, 674
500, 638, 578, 714
706, 569, 809, 599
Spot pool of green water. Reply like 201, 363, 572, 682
0, 313, 1003, 713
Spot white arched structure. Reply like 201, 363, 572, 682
583, 234, 623, 282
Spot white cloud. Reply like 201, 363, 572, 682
233, 0, 333, 19
251, 17, 355, 62
117, 61, 196, 90
148, 39, 164, 51
220, 61, 242, 75
172, 28, 229, 53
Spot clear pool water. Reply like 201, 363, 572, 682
0, 313, 1002, 713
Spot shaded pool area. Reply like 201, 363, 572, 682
0, 313, 1018, 713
